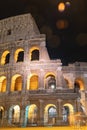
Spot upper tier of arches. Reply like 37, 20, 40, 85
0, 47, 40, 65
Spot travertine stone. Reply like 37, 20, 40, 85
0, 14, 87, 127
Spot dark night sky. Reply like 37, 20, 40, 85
0, 0, 87, 65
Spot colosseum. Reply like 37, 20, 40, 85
0, 13, 87, 127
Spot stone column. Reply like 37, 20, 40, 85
39, 100, 44, 126
57, 99, 63, 121
24, 41, 29, 62
39, 69, 45, 90
20, 107, 25, 127
84, 77, 87, 91
10, 48, 15, 64
22, 74, 27, 92
77, 97, 81, 112
56, 67, 63, 89
3, 108, 9, 127
6, 73, 11, 92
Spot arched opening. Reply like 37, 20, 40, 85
5, 53, 10, 64
0, 76, 7, 92
44, 104, 57, 125
14, 48, 24, 62
9, 105, 20, 124
27, 74, 38, 90
74, 78, 84, 92
64, 78, 72, 89
11, 74, 22, 91
31, 50, 39, 61
17, 51, 24, 62
30, 47, 39, 61
63, 103, 74, 125
1, 50, 10, 65
45, 73, 56, 90
24, 104, 38, 126
0, 106, 4, 120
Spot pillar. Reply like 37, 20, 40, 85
20, 107, 25, 127
77, 97, 81, 112
9, 48, 15, 64
57, 99, 63, 121
6, 73, 11, 92
24, 41, 29, 62
39, 69, 45, 90
22, 74, 27, 92
56, 67, 63, 89
39, 99, 44, 126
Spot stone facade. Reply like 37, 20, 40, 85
0, 13, 87, 127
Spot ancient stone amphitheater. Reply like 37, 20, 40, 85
0, 13, 87, 127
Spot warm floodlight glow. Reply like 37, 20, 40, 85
75, 78, 84, 90
14, 48, 24, 62
0, 76, 6, 92
58, 2, 65, 12
11, 74, 22, 91
1, 50, 10, 65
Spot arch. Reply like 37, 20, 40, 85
25, 104, 38, 126
74, 77, 85, 91
30, 47, 39, 61
11, 74, 22, 91
8, 105, 20, 124
44, 73, 56, 89
28, 104, 38, 124
14, 48, 24, 62
27, 74, 38, 90
0, 106, 4, 120
64, 78, 72, 89
63, 103, 74, 125
1, 50, 10, 65
44, 104, 57, 125
0, 76, 7, 92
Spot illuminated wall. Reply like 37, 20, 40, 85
0, 14, 87, 128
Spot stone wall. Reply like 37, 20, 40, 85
0, 13, 40, 43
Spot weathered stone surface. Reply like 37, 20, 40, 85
0, 14, 87, 127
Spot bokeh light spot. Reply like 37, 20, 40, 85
48, 35, 60, 48
56, 19, 69, 29
58, 2, 65, 12
65, 1, 71, 7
